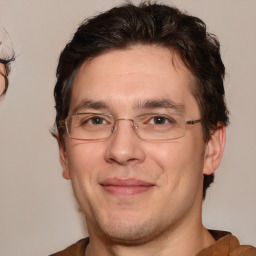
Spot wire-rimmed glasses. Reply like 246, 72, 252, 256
60, 112, 201, 141
0, 71, 7, 95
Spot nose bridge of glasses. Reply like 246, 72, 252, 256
111, 118, 138, 133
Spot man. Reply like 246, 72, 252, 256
0, 27, 14, 96
51, 2, 256, 256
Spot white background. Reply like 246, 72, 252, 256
0, 0, 255, 255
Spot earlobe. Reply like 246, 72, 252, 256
57, 135, 70, 180
203, 125, 226, 175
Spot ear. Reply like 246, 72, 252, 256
57, 134, 70, 180
203, 125, 226, 175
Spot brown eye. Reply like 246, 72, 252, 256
153, 116, 168, 124
91, 116, 105, 125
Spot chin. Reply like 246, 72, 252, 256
95, 215, 163, 245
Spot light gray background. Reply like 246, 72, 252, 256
0, 0, 255, 255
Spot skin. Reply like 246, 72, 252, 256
59, 45, 225, 256
0, 63, 7, 96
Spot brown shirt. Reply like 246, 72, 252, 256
50, 230, 256, 256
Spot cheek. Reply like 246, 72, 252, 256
66, 141, 106, 179
65, 142, 107, 210
146, 139, 205, 186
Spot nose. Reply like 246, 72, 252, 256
104, 119, 146, 165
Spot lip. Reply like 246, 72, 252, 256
100, 178, 155, 196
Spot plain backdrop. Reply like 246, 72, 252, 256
0, 0, 255, 255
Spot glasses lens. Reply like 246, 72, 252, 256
67, 113, 113, 140
135, 113, 186, 140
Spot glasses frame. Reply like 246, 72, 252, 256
0, 71, 8, 95
59, 112, 201, 141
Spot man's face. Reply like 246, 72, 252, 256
0, 63, 7, 96
59, 45, 221, 243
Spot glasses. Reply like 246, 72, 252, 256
0, 71, 8, 95
60, 113, 201, 141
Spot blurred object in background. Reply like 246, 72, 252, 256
0, 27, 15, 96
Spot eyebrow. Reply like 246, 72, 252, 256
71, 98, 184, 114
135, 99, 184, 113
71, 99, 109, 113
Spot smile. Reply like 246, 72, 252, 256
100, 178, 155, 196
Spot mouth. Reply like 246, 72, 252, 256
100, 178, 155, 196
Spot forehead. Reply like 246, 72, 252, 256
70, 45, 197, 115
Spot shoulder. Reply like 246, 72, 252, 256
49, 238, 89, 256
231, 245, 256, 256
197, 230, 256, 256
